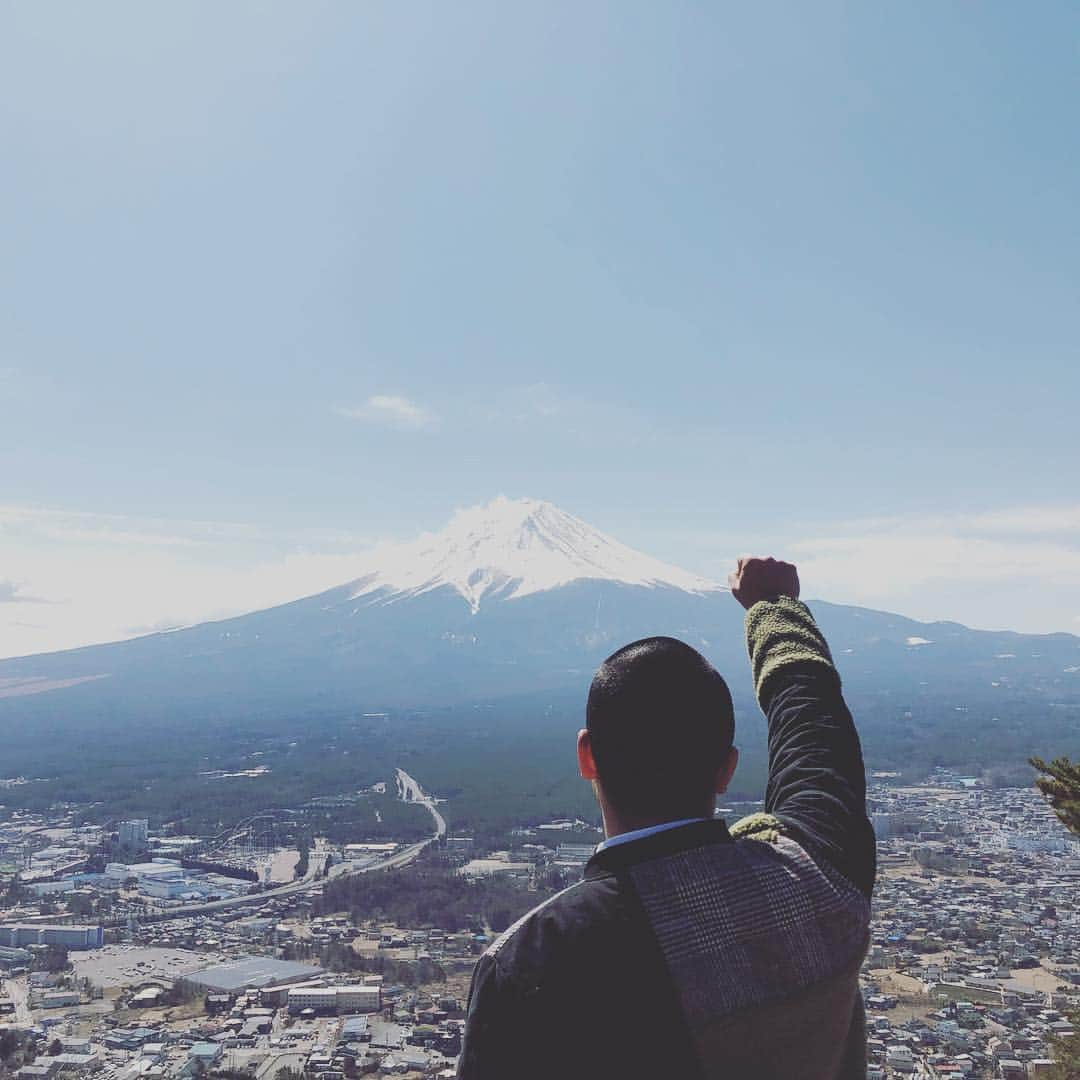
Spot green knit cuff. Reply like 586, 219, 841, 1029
744, 595, 836, 702
730, 811, 784, 844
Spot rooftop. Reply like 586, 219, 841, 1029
182, 956, 324, 992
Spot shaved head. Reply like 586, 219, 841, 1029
586, 637, 734, 819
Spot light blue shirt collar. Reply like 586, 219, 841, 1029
595, 816, 711, 854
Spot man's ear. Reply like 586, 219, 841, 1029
577, 728, 598, 781
715, 746, 739, 795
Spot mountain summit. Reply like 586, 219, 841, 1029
346, 497, 719, 613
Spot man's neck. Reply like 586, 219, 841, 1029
601, 805, 714, 841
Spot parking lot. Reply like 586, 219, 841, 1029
71, 945, 231, 989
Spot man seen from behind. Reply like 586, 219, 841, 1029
457, 556, 876, 1080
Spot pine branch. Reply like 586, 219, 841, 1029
1030, 756, 1080, 837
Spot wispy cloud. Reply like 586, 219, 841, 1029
0, 504, 374, 555
0, 504, 258, 549
660, 502, 1080, 635
964, 505, 1080, 536
775, 503, 1080, 634
791, 504, 1080, 593
335, 394, 435, 430
0, 581, 50, 604
0, 507, 383, 657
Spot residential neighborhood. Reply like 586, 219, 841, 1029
0, 772, 1076, 1078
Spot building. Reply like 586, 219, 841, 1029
103, 859, 213, 899
870, 811, 925, 839
118, 820, 149, 848
286, 986, 338, 1013
343, 842, 398, 857
458, 855, 533, 879
180, 956, 324, 995
554, 843, 594, 866
885, 1044, 915, 1073
48, 1055, 98, 1073
338, 985, 382, 1012
912, 843, 968, 873
340, 1015, 372, 1043
102, 1028, 157, 1051
0, 946, 32, 968
0, 925, 103, 950
287, 985, 381, 1014
15, 1066, 53, 1080
23, 880, 75, 897
187, 1043, 222, 1065
992, 833, 1068, 854
39, 991, 80, 1009
257, 980, 324, 1008
28, 846, 81, 875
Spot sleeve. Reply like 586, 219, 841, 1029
744, 596, 877, 898
456, 952, 519, 1080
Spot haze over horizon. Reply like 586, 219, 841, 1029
2, 3, 1078, 655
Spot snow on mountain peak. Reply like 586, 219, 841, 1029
348, 496, 720, 612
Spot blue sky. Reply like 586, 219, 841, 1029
2, 2, 1079, 655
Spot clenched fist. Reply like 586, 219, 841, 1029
727, 556, 800, 611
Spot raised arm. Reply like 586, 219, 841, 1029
729, 557, 876, 897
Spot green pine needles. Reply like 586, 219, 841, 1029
1030, 756, 1080, 838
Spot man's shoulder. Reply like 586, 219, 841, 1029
461, 870, 701, 1080
482, 871, 628, 984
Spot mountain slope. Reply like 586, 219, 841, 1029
0, 498, 1076, 784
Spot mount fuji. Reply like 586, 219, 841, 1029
342, 496, 717, 613
0, 497, 1077, 779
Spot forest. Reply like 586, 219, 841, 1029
0, 677, 1070, 841
312, 857, 554, 934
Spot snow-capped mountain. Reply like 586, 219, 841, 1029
0, 498, 1077, 776
345, 497, 719, 612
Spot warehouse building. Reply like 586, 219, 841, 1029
0, 925, 103, 950
179, 956, 324, 995
39, 990, 81, 1009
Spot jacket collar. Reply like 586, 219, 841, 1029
585, 817, 733, 878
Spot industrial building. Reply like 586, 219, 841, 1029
0, 924, 104, 950
0, 946, 32, 968
287, 985, 382, 1014
179, 956, 324, 995
104, 860, 186, 896
99, 859, 237, 900
38, 989, 80, 1009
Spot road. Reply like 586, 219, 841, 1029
129, 768, 445, 921
4, 975, 32, 1025
395, 767, 447, 838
